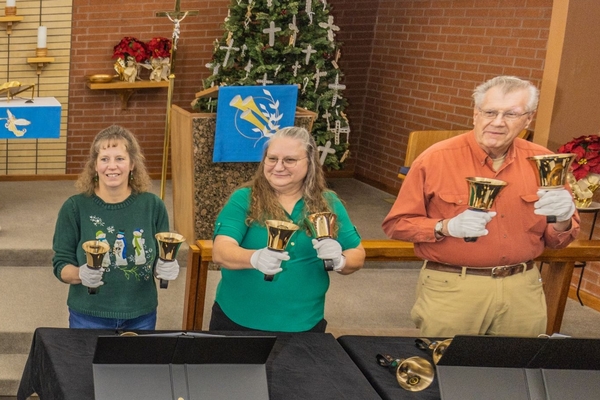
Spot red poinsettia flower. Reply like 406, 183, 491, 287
558, 134, 600, 181
147, 37, 172, 59
112, 36, 150, 63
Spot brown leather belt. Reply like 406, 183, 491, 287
425, 260, 535, 278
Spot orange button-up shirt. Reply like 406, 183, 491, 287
382, 131, 580, 267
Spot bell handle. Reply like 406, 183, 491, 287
160, 279, 169, 289
323, 259, 334, 271
88, 287, 98, 295
547, 215, 557, 223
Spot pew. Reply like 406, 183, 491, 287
183, 239, 600, 335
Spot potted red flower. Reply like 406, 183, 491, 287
147, 37, 172, 59
558, 134, 600, 208
112, 36, 150, 63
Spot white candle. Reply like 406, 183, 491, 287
37, 26, 47, 48
6, 0, 16, 7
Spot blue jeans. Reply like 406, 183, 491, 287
68, 308, 157, 330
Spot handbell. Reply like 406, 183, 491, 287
155, 232, 185, 289
415, 337, 453, 364
527, 153, 576, 223
264, 220, 299, 281
306, 212, 337, 271
464, 177, 507, 242
376, 353, 435, 391
82, 240, 110, 295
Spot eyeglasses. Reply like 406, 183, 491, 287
477, 108, 532, 121
264, 156, 307, 168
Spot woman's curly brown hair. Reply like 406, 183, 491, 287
75, 125, 152, 196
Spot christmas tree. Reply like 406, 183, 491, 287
193, 0, 351, 170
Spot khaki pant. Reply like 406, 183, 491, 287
410, 262, 547, 337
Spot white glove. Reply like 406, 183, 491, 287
155, 259, 180, 281
534, 189, 576, 222
447, 209, 497, 238
312, 238, 346, 271
79, 264, 104, 288
250, 248, 289, 275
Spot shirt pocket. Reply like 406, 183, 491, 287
434, 193, 469, 217
520, 194, 546, 235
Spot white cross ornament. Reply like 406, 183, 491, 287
302, 44, 317, 65
257, 73, 273, 86
219, 38, 240, 67
263, 21, 281, 47
318, 140, 336, 165
328, 73, 346, 106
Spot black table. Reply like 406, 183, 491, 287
338, 335, 441, 400
17, 328, 381, 400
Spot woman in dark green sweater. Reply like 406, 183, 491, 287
52, 125, 179, 329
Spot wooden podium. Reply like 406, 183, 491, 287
170, 104, 317, 244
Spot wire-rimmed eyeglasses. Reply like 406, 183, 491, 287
477, 108, 532, 121
264, 156, 307, 168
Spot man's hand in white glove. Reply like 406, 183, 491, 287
250, 248, 289, 275
534, 189, 576, 222
155, 259, 180, 281
312, 238, 346, 271
447, 209, 497, 238
79, 264, 104, 288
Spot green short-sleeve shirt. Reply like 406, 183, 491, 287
213, 187, 361, 332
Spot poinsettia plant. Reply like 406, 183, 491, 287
147, 37, 172, 59
112, 36, 150, 63
558, 134, 600, 180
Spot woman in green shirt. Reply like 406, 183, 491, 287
210, 126, 366, 333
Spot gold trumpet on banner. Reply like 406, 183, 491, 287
376, 353, 435, 391
264, 220, 299, 282
415, 338, 453, 364
527, 153, 576, 223
229, 95, 270, 133
82, 240, 110, 295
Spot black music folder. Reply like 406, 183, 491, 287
436, 335, 600, 400
92, 332, 276, 400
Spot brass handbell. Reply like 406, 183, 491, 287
306, 212, 337, 271
155, 232, 185, 289
464, 177, 507, 242
376, 353, 435, 391
527, 153, 576, 223
415, 337, 453, 364
264, 220, 299, 281
82, 240, 110, 295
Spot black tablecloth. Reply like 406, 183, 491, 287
18, 328, 381, 400
337, 335, 441, 400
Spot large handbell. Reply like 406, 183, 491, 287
82, 240, 110, 295
305, 212, 337, 271
464, 177, 507, 242
376, 353, 435, 391
264, 220, 299, 281
415, 337, 453, 364
527, 153, 576, 223
155, 232, 185, 289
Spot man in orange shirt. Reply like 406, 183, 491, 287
382, 76, 580, 337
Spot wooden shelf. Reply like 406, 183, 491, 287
86, 80, 169, 109
0, 15, 24, 35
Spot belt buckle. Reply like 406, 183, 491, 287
491, 266, 511, 278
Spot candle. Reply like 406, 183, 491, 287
37, 26, 47, 48
6, 0, 16, 7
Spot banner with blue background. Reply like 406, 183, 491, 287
0, 97, 61, 139
213, 85, 298, 162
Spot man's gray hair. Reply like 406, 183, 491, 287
472, 76, 539, 112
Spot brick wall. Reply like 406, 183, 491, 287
351, 0, 553, 193
67, 0, 229, 173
